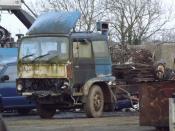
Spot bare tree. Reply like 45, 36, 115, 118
155, 28, 175, 43
106, 0, 171, 45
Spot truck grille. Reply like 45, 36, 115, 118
21, 78, 65, 92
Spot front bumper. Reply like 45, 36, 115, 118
22, 91, 61, 97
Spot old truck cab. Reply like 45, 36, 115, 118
17, 11, 115, 118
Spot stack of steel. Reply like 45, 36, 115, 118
112, 47, 156, 83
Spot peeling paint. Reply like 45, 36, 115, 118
18, 64, 67, 78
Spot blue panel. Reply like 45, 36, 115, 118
2, 97, 35, 109
0, 83, 17, 97
0, 48, 18, 64
95, 58, 112, 76
28, 11, 81, 35
95, 65, 112, 76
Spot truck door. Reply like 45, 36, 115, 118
72, 39, 95, 85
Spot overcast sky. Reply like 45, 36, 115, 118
0, 0, 175, 39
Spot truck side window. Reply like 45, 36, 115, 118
93, 41, 109, 57
73, 41, 92, 58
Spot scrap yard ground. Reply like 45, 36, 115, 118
3, 112, 155, 131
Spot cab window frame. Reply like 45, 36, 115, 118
92, 40, 110, 58
72, 39, 93, 59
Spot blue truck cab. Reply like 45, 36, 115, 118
0, 62, 35, 114
17, 11, 116, 118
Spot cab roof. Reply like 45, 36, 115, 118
26, 11, 106, 41
71, 32, 106, 41
27, 11, 81, 35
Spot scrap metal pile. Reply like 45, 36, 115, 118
112, 64, 155, 83
110, 46, 156, 111
111, 47, 153, 65
110, 45, 175, 112
111, 46, 156, 83
0, 26, 14, 48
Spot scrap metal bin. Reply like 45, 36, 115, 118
169, 98, 175, 131
139, 81, 175, 128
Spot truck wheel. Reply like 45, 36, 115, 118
85, 85, 104, 118
37, 104, 56, 119
17, 109, 31, 115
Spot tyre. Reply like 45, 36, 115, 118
17, 109, 31, 115
85, 85, 104, 118
37, 104, 56, 119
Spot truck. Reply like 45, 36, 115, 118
16, 11, 118, 118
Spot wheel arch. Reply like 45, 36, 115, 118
82, 76, 116, 107
92, 82, 113, 107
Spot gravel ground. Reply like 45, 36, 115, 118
3, 112, 156, 131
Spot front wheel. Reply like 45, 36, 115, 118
85, 85, 104, 118
37, 104, 56, 119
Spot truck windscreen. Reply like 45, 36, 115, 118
19, 37, 69, 63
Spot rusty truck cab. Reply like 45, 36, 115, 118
17, 11, 115, 118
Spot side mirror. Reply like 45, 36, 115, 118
0, 75, 9, 82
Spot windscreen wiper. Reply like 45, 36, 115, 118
32, 53, 50, 62
21, 54, 34, 60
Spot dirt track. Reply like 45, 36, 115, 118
3, 112, 155, 131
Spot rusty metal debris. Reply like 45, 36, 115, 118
112, 63, 155, 83
111, 46, 156, 83
110, 46, 153, 65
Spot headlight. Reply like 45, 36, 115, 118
61, 82, 69, 89
108, 81, 116, 86
17, 84, 23, 91
108, 81, 113, 86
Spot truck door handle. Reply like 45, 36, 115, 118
74, 65, 79, 68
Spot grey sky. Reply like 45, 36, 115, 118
0, 0, 175, 39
